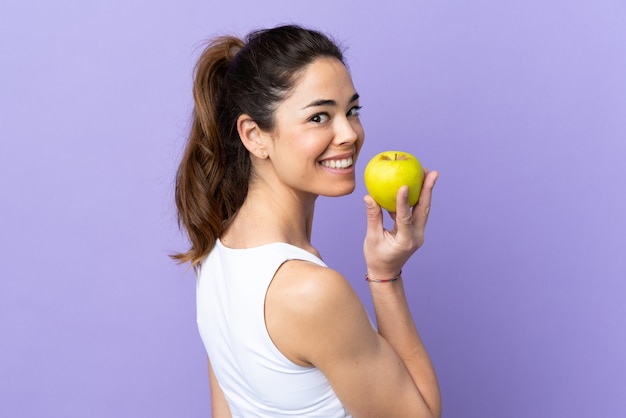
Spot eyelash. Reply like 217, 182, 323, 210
348, 105, 362, 117
310, 106, 362, 123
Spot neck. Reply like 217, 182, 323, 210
220, 181, 318, 251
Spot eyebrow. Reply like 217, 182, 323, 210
302, 93, 360, 109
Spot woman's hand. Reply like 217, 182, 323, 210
363, 168, 439, 279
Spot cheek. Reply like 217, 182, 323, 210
278, 139, 322, 168
299, 133, 333, 156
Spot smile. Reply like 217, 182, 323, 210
320, 157, 353, 169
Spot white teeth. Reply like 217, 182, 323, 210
321, 157, 353, 169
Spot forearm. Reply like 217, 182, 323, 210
369, 276, 441, 418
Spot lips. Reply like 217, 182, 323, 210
320, 156, 354, 169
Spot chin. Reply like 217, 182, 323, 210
323, 184, 356, 197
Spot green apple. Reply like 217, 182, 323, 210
363, 150, 424, 212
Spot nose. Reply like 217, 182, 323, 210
335, 116, 360, 146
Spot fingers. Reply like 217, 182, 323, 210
418, 169, 439, 207
364, 169, 438, 242
395, 169, 438, 242
363, 195, 383, 239
394, 185, 413, 227
413, 169, 439, 231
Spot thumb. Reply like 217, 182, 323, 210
363, 195, 382, 237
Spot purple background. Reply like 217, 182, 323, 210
2, 1, 625, 417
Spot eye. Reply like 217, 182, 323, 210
310, 113, 330, 123
347, 105, 362, 117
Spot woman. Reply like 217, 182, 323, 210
173, 25, 441, 417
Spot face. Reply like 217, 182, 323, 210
262, 57, 365, 200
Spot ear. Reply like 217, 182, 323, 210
237, 114, 269, 160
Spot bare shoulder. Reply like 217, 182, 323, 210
270, 260, 358, 310
266, 260, 431, 417
265, 259, 371, 366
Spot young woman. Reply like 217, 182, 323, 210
173, 25, 441, 418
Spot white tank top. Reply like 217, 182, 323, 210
196, 239, 351, 417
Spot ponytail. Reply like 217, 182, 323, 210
172, 25, 345, 268
172, 36, 246, 267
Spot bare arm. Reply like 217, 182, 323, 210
208, 358, 232, 418
367, 274, 441, 417
266, 169, 441, 418
362, 169, 441, 416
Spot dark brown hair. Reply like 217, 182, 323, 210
172, 25, 345, 266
